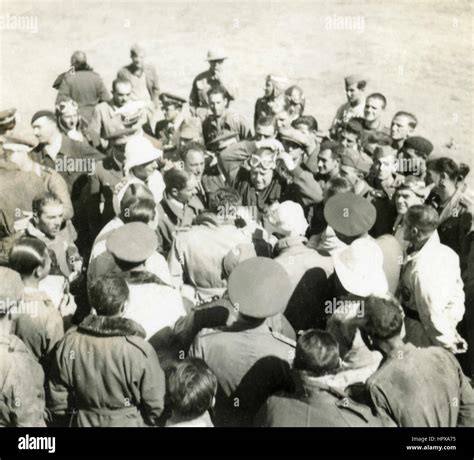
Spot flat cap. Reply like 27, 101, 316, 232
227, 257, 292, 318
277, 127, 312, 151
403, 136, 434, 157
324, 192, 376, 236
106, 222, 158, 263
0, 108, 16, 126
206, 130, 239, 150
373, 145, 397, 160
340, 148, 372, 174
344, 74, 367, 86
159, 92, 187, 106
206, 48, 227, 61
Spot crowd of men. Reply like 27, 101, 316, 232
0, 44, 473, 428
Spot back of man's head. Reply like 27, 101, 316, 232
167, 358, 217, 420
405, 204, 439, 236
164, 168, 189, 193
361, 295, 403, 341
208, 187, 242, 214
89, 274, 130, 317
294, 329, 340, 376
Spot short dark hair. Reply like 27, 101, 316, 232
112, 78, 132, 92
319, 140, 341, 160
341, 119, 363, 138
88, 274, 130, 316
32, 192, 63, 217
361, 295, 403, 340
294, 329, 340, 376
292, 115, 318, 132
164, 168, 189, 192
167, 358, 217, 419
325, 176, 354, 199
256, 115, 276, 129
427, 157, 470, 183
208, 187, 242, 214
207, 85, 228, 100
9, 237, 48, 276
180, 141, 206, 163
366, 93, 387, 109
405, 204, 439, 235
356, 80, 367, 91
120, 196, 156, 224
393, 111, 417, 129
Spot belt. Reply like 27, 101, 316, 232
402, 304, 421, 322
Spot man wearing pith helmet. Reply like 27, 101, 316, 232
189, 257, 296, 427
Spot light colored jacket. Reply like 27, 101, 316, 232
398, 231, 465, 352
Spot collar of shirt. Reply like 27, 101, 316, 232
167, 195, 186, 212
44, 133, 63, 162
405, 230, 441, 264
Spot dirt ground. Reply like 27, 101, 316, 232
0, 0, 472, 185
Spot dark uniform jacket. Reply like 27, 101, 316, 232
47, 315, 166, 427
427, 189, 473, 275
87, 156, 125, 238
201, 164, 228, 207
255, 372, 383, 427
367, 174, 404, 238
189, 320, 296, 427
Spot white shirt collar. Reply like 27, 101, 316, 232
44, 133, 63, 162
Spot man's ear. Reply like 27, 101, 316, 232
411, 226, 419, 238
33, 212, 39, 225
170, 187, 179, 199
121, 300, 129, 315
33, 265, 43, 280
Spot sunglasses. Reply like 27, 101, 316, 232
249, 154, 276, 170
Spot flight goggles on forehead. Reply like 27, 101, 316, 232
249, 153, 277, 170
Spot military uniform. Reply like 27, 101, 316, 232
330, 100, 365, 138
202, 111, 252, 146
367, 173, 404, 238
87, 155, 125, 236
189, 70, 238, 120
188, 257, 296, 426
427, 189, 473, 275
190, 322, 295, 426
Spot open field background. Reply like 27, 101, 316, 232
0, 0, 472, 185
